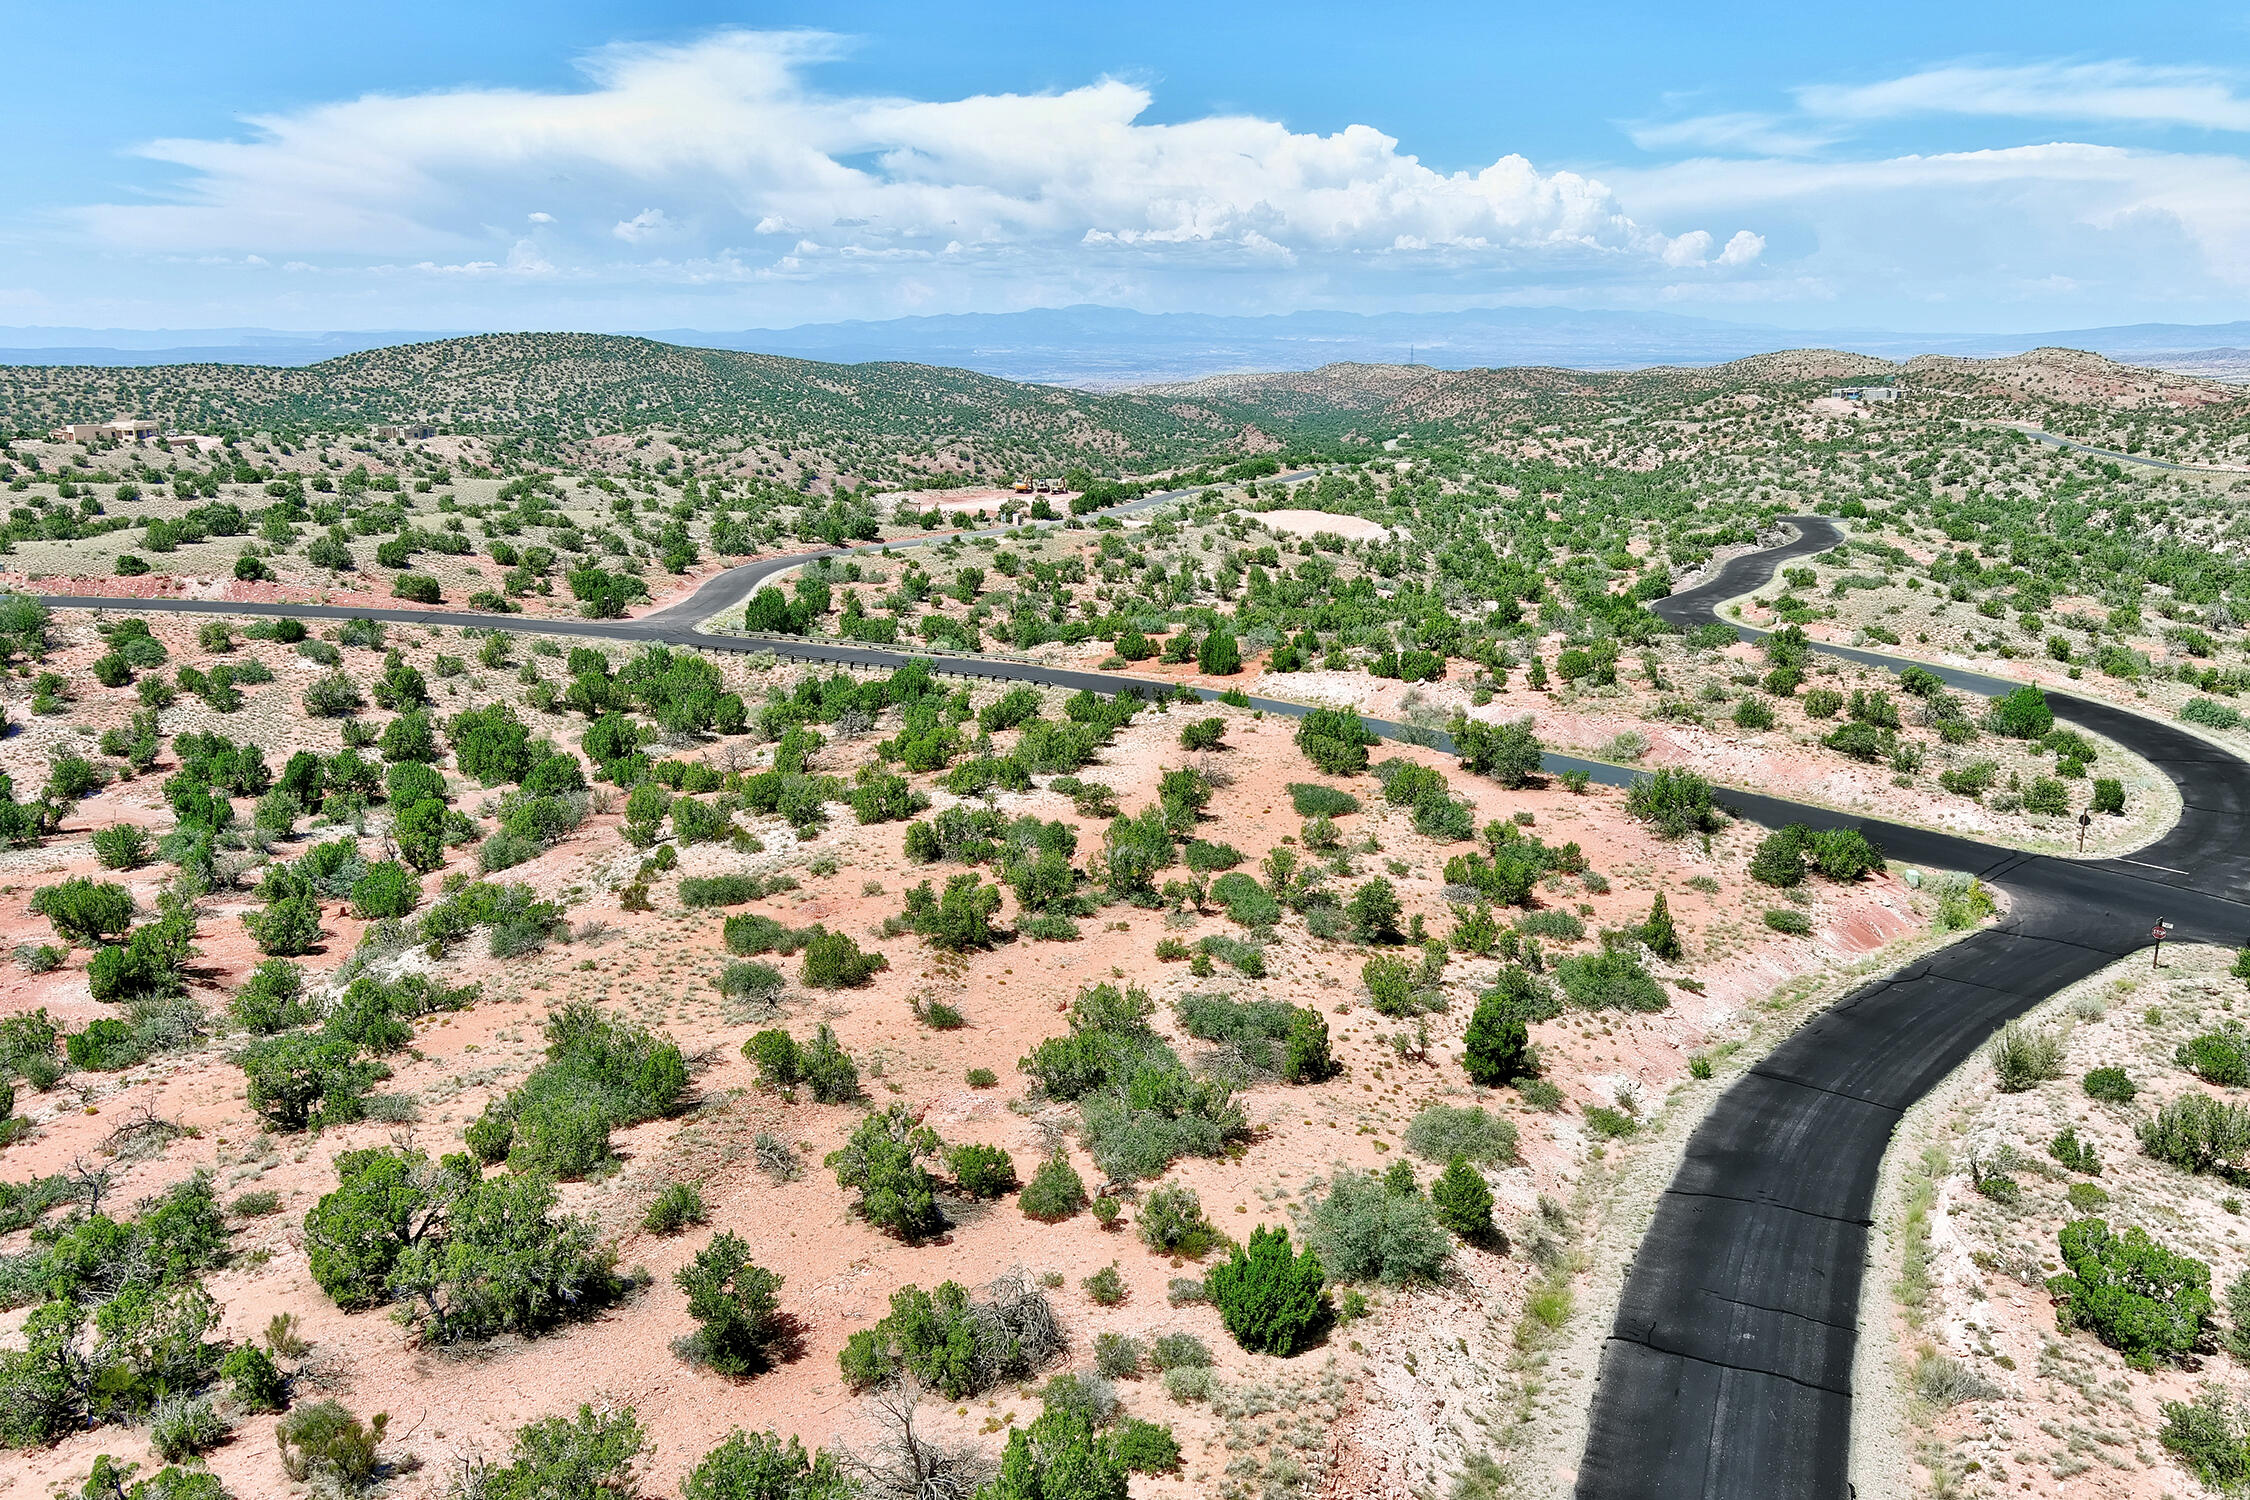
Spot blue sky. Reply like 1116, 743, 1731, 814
7, 0, 2250, 334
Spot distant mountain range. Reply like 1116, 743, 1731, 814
4, 305, 2249, 385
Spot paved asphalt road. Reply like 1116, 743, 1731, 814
1992, 422, 2246, 477
1571, 519, 2250, 1498
639, 470, 1314, 628
28, 496, 2250, 1495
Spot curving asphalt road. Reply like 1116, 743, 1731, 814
1572, 520, 2250, 1498
638, 469, 1316, 628
1995, 423, 2248, 477
26, 494, 2250, 1495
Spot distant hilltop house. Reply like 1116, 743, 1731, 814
49, 418, 225, 451
50, 415, 160, 444
373, 423, 437, 440
1830, 384, 1900, 403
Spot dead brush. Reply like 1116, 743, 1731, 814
969, 1267, 1066, 1388
753, 1130, 800, 1181
841, 1377, 993, 1500
101, 1103, 193, 1164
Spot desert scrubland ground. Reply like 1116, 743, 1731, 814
2, 338, 2250, 1500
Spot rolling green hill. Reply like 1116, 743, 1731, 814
0, 332, 1281, 474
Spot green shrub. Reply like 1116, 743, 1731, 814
31, 877, 133, 948
1348, 877, 1403, 943
467, 1002, 689, 1174
66, 1017, 147, 1072
1807, 826, 1882, 880
899, 873, 1003, 951
989, 1410, 1129, 1496
506, 1089, 614, 1179
1178, 717, 1227, 752
799, 929, 887, 989
229, 958, 313, 1033
1451, 714, 1544, 787
1208, 1225, 1328, 1355
305, 1147, 615, 1340
1519, 1077, 1566, 1111
1938, 760, 2001, 798
643, 1182, 708, 1236
1764, 908, 1812, 936
798, 1024, 860, 1103
1287, 783, 1361, 818
1148, 1331, 1212, 1371
2182, 697, 2247, 731
2180, 1028, 2250, 1087
1138, 1183, 1223, 1258
2159, 1387, 2250, 1490
474, 1404, 650, 1499
1933, 874, 1997, 930
220, 1342, 287, 1412
349, 861, 420, 920
2023, 776, 2071, 817
1205, 870, 1278, 929
1431, 1157, 1497, 1242
1991, 685, 2055, 738
1306, 1168, 1450, 1285
89, 824, 149, 871
1623, 767, 1722, 838
2140, 1092, 2250, 1182
946, 1143, 1016, 1198
2047, 1218, 2211, 1369
825, 1105, 945, 1242
682, 1429, 852, 1500
1183, 838, 1243, 873
1405, 1104, 1520, 1166
242, 1033, 385, 1131
276, 1402, 387, 1487
1554, 949, 1667, 1012
2050, 1125, 2102, 1176
2083, 1066, 2137, 1103
1462, 989, 1534, 1086
1801, 687, 1844, 718
1295, 708, 1376, 775
1990, 1021, 2065, 1093
1584, 1105, 1639, 1139
12, 944, 61, 980
743, 1029, 801, 1091
723, 913, 813, 956
1115, 1417, 1180, 1474
674, 1231, 787, 1375
301, 673, 363, 719
1283, 1008, 1335, 1084
717, 961, 784, 1012
679, 875, 767, 908
1021, 1155, 1089, 1222
836, 1276, 1061, 1398
148, 1394, 227, 1461
2091, 777, 2126, 814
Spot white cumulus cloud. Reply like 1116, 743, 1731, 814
71, 26, 1752, 311
1798, 60, 2250, 132
612, 208, 669, 242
